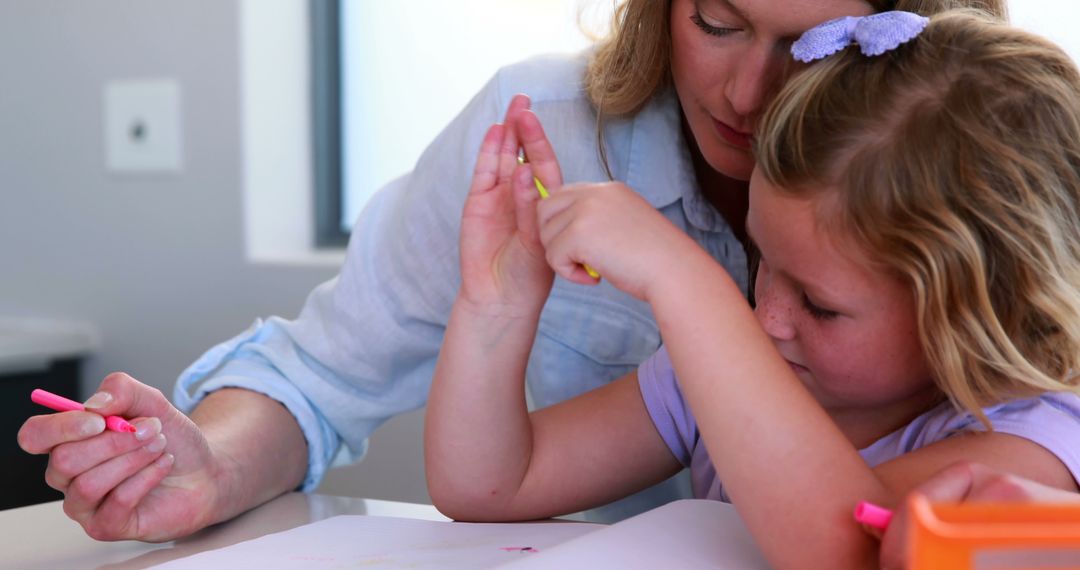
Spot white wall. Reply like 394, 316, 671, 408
0, 0, 429, 505
0, 0, 331, 389
1010, 0, 1080, 62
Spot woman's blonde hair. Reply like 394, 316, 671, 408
584, 0, 1008, 119
755, 10, 1080, 425
583, 0, 1008, 178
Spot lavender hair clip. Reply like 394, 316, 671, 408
791, 11, 930, 63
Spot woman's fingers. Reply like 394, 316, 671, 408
89, 372, 174, 419
61, 434, 168, 523
43, 417, 162, 491
18, 411, 105, 455
88, 453, 176, 540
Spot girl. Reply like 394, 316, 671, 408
426, 9, 1080, 568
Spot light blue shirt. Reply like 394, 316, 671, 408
174, 50, 749, 522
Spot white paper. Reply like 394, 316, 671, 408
500, 500, 771, 569
149, 515, 600, 570
151, 500, 770, 569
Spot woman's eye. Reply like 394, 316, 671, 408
690, 12, 740, 38
802, 293, 839, 321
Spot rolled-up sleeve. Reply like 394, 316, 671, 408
174, 318, 345, 490
174, 67, 510, 490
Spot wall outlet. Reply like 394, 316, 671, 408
104, 79, 183, 173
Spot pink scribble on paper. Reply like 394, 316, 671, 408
499, 546, 539, 553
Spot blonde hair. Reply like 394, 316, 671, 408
582, 0, 1008, 178
755, 10, 1080, 425
584, 0, 1007, 118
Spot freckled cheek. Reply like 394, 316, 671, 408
806, 335, 926, 396
801, 333, 873, 387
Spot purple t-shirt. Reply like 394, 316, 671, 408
638, 345, 1080, 502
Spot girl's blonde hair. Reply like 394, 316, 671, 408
755, 10, 1080, 425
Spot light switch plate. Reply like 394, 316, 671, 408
104, 78, 183, 172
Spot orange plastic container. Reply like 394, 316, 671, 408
907, 494, 1080, 569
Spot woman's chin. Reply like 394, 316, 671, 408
703, 143, 755, 182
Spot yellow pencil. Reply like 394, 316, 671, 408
518, 156, 600, 279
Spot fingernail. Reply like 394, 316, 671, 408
84, 392, 113, 410
81, 416, 106, 437
133, 417, 162, 441
144, 434, 167, 454
155, 453, 175, 469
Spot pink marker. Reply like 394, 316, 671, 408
854, 501, 893, 530
30, 389, 136, 433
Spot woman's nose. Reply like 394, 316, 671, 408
725, 43, 785, 120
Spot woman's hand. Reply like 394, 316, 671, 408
458, 95, 555, 317
17, 373, 230, 542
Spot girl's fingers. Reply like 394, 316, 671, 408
539, 204, 600, 285
501, 93, 531, 125
470, 124, 506, 196
512, 163, 545, 253
535, 186, 608, 285
498, 95, 532, 183
536, 188, 587, 249
516, 110, 563, 192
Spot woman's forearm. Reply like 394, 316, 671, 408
190, 388, 309, 525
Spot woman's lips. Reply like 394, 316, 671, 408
787, 360, 810, 374
714, 119, 752, 149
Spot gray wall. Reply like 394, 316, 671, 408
0, 0, 429, 504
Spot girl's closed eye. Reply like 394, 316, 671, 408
690, 10, 741, 38
802, 292, 839, 321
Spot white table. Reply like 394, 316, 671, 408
0, 493, 449, 570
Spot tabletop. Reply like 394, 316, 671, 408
0, 493, 449, 570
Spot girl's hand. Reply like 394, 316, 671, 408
877, 462, 1080, 570
458, 95, 554, 317
536, 181, 702, 302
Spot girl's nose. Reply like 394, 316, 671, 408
754, 286, 797, 341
